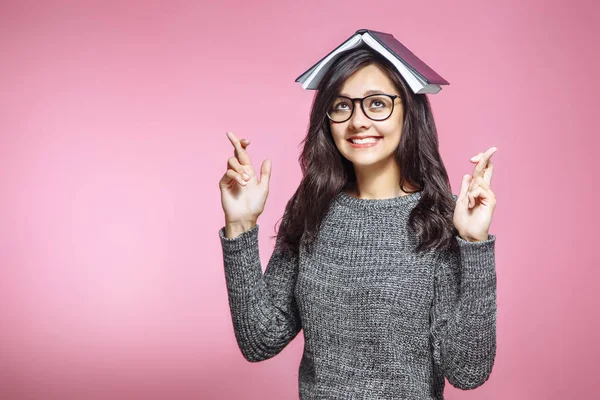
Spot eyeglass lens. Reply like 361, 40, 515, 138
328, 95, 395, 122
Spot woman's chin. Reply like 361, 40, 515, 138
348, 157, 385, 168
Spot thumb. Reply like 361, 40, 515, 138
259, 159, 271, 188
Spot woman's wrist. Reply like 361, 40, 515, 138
458, 232, 489, 242
225, 219, 257, 239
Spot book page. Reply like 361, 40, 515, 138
302, 35, 362, 89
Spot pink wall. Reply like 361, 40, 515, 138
1, 0, 597, 398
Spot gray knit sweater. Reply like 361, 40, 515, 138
218, 191, 496, 399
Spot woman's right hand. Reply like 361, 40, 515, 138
219, 131, 271, 225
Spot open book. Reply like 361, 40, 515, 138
295, 29, 449, 94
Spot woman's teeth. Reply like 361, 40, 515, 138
350, 137, 381, 144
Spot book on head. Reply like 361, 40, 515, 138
295, 28, 449, 94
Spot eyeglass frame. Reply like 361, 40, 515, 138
326, 93, 402, 123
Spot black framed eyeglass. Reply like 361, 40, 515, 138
327, 93, 402, 123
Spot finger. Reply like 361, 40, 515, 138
483, 160, 494, 186
228, 157, 251, 181
459, 174, 472, 199
259, 159, 271, 188
468, 186, 495, 208
225, 169, 247, 186
470, 173, 491, 191
468, 174, 483, 193
241, 138, 250, 148
226, 131, 252, 166
468, 176, 481, 207
472, 147, 497, 178
468, 187, 483, 208
219, 169, 246, 188
470, 152, 483, 162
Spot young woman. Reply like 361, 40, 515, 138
218, 47, 497, 399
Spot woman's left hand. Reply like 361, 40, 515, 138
453, 147, 497, 242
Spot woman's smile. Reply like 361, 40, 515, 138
347, 136, 383, 148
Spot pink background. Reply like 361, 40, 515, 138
1, 0, 598, 399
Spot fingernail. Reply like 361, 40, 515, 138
243, 173, 250, 180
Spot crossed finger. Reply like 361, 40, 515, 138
469, 147, 496, 193
483, 160, 494, 186
472, 147, 497, 180
226, 131, 252, 166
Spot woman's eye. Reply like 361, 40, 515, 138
335, 103, 349, 110
369, 100, 384, 108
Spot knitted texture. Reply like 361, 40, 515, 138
218, 191, 497, 399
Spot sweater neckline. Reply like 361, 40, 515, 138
335, 190, 422, 210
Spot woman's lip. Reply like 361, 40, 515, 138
347, 137, 382, 148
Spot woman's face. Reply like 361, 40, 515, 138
328, 64, 404, 168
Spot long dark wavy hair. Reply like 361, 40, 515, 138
272, 47, 459, 258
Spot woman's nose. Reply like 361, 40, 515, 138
349, 102, 370, 129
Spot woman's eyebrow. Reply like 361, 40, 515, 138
339, 89, 386, 97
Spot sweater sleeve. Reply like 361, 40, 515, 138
218, 221, 302, 362
429, 196, 497, 389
